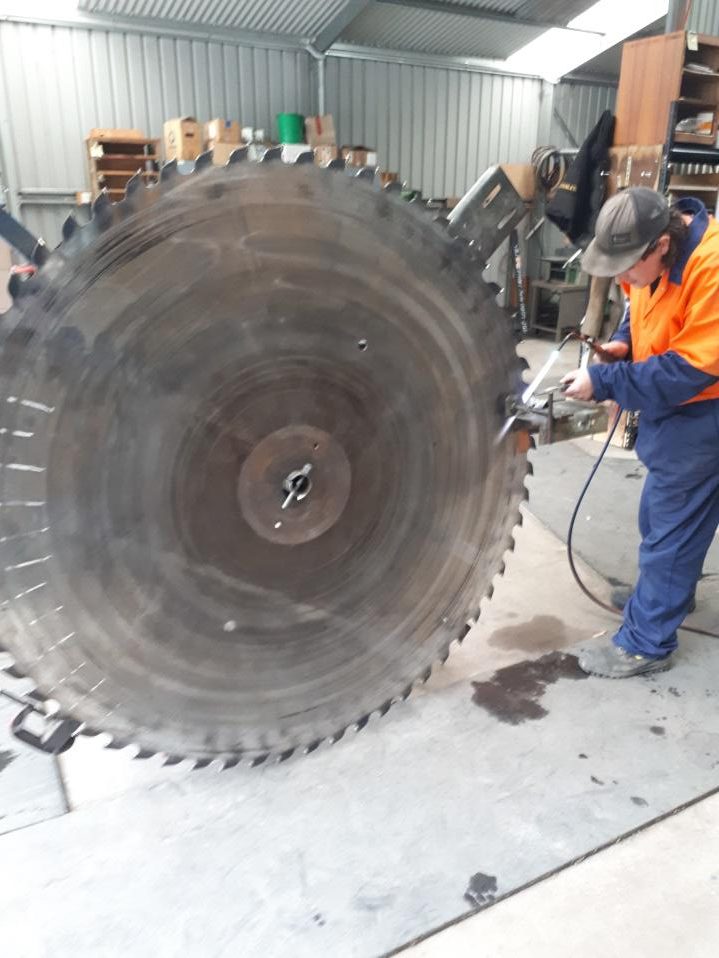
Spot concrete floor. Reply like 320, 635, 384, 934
1, 337, 718, 957
402, 790, 719, 958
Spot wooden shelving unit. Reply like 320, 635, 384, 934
615, 32, 719, 147
614, 32, 719, 211
85, 129, 160, 200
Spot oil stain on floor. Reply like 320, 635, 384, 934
471, 651, 588, 724
488, 615, 573, 655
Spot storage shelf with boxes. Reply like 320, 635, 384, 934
158, 111, 401, 180
86, 128, 160, 200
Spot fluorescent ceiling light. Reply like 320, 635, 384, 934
505, 0, 669, 83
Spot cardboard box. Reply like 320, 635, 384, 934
341, 146, 378, 168
205, 118, 242, 146
314, 145, 340, 166
305, 114, 336, 147
499, 163, 536, 202
211, 142, 246, 166
164, 116, 202, 161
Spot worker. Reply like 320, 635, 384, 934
561, 187, 719, 678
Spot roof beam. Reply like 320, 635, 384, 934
377, 0, 595, 32
313, 0, 375, 52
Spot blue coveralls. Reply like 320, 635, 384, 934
589, 199, 719, 659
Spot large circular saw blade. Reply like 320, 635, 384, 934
0, 156, 527, 765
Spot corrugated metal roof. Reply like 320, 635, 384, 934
339, 4, 544, 58
78, 0, 351, 38
372, 1, 598, 27
423, 0, 526, 13
75, 1, 650, 64
515, 0, 598, 24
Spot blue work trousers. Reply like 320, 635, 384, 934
616, 398, 719, 658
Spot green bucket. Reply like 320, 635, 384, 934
277, 112, 305, 144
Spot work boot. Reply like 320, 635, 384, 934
610, 586, 696, 614
578, 641, 672, 678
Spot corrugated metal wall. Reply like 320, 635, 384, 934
689, 0, 719, 35
0, 16, 618, 250
543, 81, 616, 260
0, 20, 314, 246
550, 81, 617, 149
326, 56, 543, 198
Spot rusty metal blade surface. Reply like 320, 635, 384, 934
0, 160, 527, 764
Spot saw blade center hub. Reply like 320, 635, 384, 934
281, 464, 313, 509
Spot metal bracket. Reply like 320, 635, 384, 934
1, 689, 79, 755
0, 203, 48, 265
448, 166, 527, 266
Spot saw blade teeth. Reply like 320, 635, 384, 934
192, 757, 212, 769
329, 729, 346, 745
354, 166, 374, 181
159, 159, 178, 184
7, 273, 25, 301
125, 170, 144, 196
250, 753, 269, 768
220, 756, 242, 770
260, 146, 283, 163
293, 151, 314, 165
353, 714, 370, 732
61, 214, 79, 242
91, 190, 112, 218
376, 700, 391, 718
226, 146, 248, 165
303, 739, 322, 755
133, 748, 155, 760
162, 753, 184, 767
194, 150, 214, 174
32, 242, 50, 267
420, 666, 432, 684
326, 158, 345, 170
383, 181, 402, 194
276, 748, 295, 763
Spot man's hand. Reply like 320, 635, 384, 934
561, 368, 595, 401
597, 340, 630, 363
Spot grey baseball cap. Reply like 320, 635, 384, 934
582, 187, 671, 277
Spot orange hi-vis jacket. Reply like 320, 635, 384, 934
625, 217, 719, 403
590, 197, 719, 415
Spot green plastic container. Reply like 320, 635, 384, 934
277, 112, 305, 144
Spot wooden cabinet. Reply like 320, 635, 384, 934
615, 31, 719, 149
